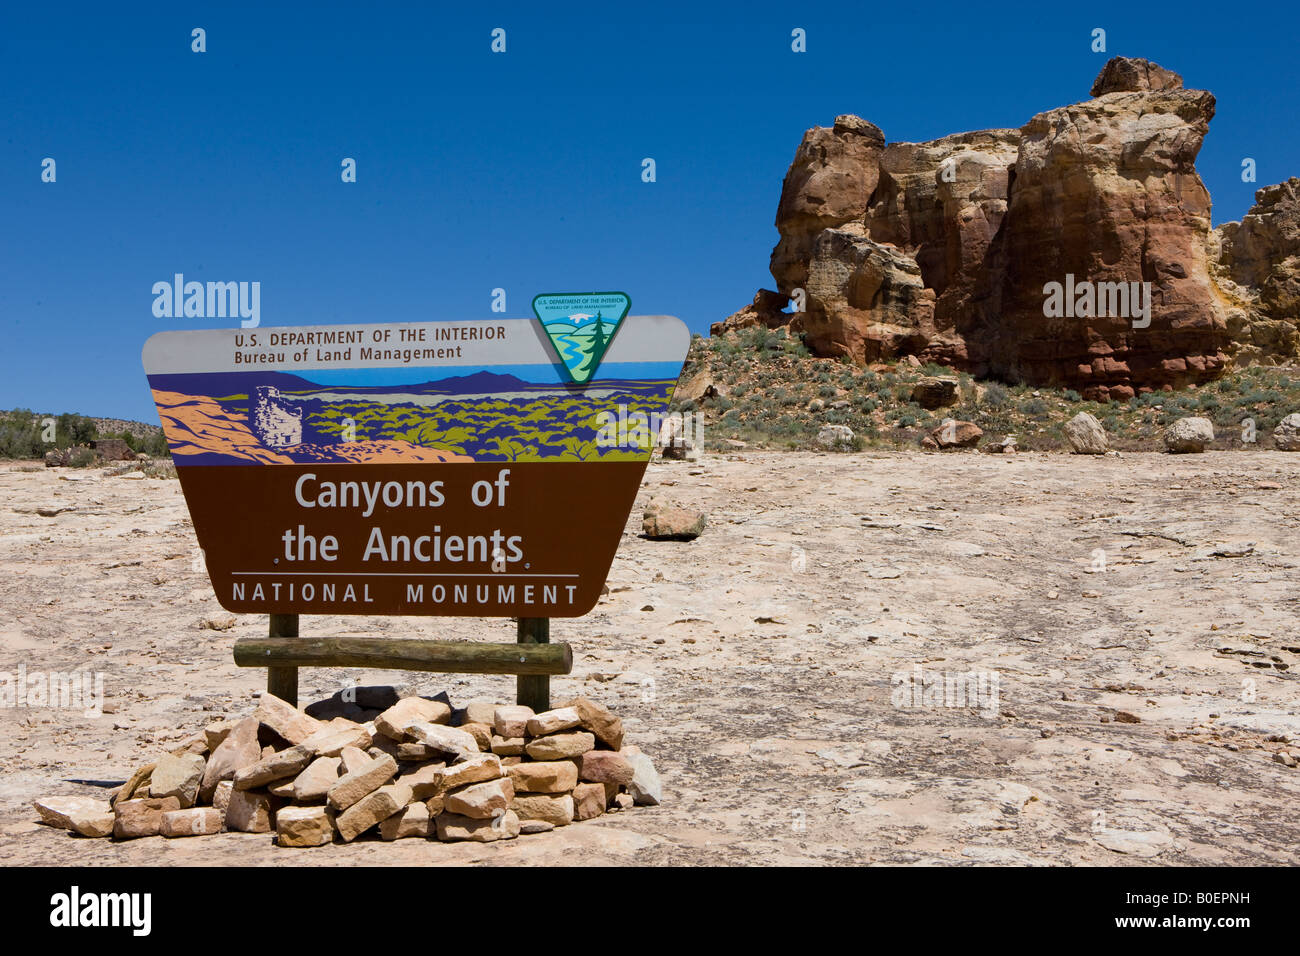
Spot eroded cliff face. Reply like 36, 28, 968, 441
770, 115, 886, 295
1212, 178, 1300, 365
995, 81, 1229, 400
717, 56, 1297, 399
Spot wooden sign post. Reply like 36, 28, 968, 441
143, 305, 689, 706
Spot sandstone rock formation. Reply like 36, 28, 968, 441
771, 115, 886, 295
997, 74, 1228, 400
712, 288, 792, 336
1212, 178, 1300, 364
724, 56, 1298, 400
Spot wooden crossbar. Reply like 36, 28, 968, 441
234, 635, 571, 677
235, 615, 565, 707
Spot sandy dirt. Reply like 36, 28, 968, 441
2, 449, 1298, 866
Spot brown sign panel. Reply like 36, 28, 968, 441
142, 314, 690, 616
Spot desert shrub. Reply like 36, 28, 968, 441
68, 447, 97, 468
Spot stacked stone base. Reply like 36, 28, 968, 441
34, 690, 660, 847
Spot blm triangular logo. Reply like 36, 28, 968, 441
532, 292, 631, 385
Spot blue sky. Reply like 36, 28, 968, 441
2, 0, 1296, 422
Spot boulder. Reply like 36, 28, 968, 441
374, 697, 452, 740
199, 715, 260, 802
399, 763, 446, 802
233, 744, 314, 790
816, 424, 855, 450
159, 807, 223, 837
203, 720, 236, 752
224, 789, 276, 833
1064, 412, 1109, 454
254, 693, 324, 746
490, 735, 525, 756
438, 753, 503, 791
328, 753, 398, 811
302, 723, 372, 758
405, 722, 478, 760
912, 377, 959, 409
436, 810, 521, 843
580, 750, 635, 786
524, 732, 596, 761
930, 419, 982, 449
276, 806, 335, 847
492, 705, 534, 740
148, 752, 205, 808
33, 796, 115, 838
525, 707, 581, 737
982, 435, 1018, 455
444, 778, 514, 820
572, 783, 607, 821
335, 782, 412, 842
625, 752, 662, 806
113, 797, 182, 839
457, 722, 493, 752
1274, 413, 1300, 450
291, 756, 342, 803
508, 760, 579, 794
560, 697, 624, 750
511, 793, 575, 827
1164, 416, 1215, 453
642, 499, 706, 540
379, 802, 432, 840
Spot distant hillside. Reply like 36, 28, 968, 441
92, 417, 163, 441
0, 409, 166, 459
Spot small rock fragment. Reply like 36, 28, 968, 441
493, 705, 535, 739
160, 807, 223, 837
526, 707, 581, 736
33, 796, 115, 838
525, 731, 595, 761
375, 697, 453, 740
508, 760, 578, 794
436, 810, 520, 842
336, 782, 412, 842
277, 806, 335, 847
113, 797, 182, 839
444, 778, 514, 819
511, 792, 575, 827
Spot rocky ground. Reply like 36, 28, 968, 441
675, 326, 1300, 454
2, 449, 1298, 866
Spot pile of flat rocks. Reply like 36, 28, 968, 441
33, 689, 661, 847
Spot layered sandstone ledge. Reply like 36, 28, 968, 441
720, 57, 1299, 401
